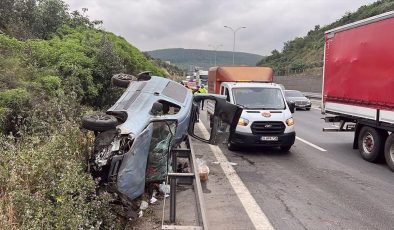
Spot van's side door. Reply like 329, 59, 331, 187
188, 94, 242, 144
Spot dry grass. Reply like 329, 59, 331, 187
0, 194, 18, 230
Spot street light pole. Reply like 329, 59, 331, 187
208, 44, 223, 66
224, 26, 246, 64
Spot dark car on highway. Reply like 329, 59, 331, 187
284, 90, 311, 110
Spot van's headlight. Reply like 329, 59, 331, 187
238, 117, 249, 126
286, 118, 294, 126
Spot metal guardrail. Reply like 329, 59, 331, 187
162, 136, 208, 230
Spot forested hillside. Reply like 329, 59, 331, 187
148, 48, 263, 70
143, 52, 185, 79
0, 0, 166, 228
258, 0, 394, 76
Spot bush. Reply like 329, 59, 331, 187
0, 124, 122, 229
0, 107, 10, 133
0, 88, 30, 112
36, 75, 62, 93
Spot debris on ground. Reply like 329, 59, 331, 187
140, 201, 149, 210
196, 158, 210, 182
150, 196, 158, 204
159, 182, 170, 194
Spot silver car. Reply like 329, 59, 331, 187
82, 73, 242, 201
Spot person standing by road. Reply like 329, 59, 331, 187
199, 84, 207, 94
198, 84, 207, 109
193, 86, 202, 122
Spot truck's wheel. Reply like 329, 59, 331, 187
112, 73, 134, 88
384, 134, 394, 172
280, 145, 292, 152
82, 113, 118, 132
357, 126, 386, 162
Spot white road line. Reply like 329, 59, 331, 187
197, 122, 275, 230
296, 136, 327, 152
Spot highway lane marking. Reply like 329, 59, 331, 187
197, 122, 275, 230
296, 136, 327, 152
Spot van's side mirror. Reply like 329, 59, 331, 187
188, 94, 242, 145
288, 101, 295, 113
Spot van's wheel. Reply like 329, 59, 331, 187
384, 133, 394, 172
82, 113, 118, 132
357, 126, 387, 162
280, 144, 292, 152
137, 71, 151, 81
112, 73, 134, 88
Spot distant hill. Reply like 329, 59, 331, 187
258, 0, 394, 76
147, 48, 263, 71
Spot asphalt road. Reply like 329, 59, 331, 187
194, 104, 394, 230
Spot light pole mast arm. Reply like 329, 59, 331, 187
224, 26, 246, 65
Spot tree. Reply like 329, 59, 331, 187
0, 0, 36, 39
0, 0, 18, 30
33, 0, 69, 39
271, 49, 280, 58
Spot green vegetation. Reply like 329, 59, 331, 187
0, 125, 120, 229
258, 0, 394, 76
0, 0, 168, 228
147, 48, 263, 71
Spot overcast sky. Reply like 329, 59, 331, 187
64, 0, 376, 55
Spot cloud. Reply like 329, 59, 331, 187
64, 0, 376, 55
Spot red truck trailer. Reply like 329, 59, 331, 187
322, 11, 394, 171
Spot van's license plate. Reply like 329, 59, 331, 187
261, 136, 278, 141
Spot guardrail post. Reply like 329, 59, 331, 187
170, 149, 177, 223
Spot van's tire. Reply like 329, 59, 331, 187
112, 74, 134, 88
280, 144, 292, 152
137, 71, 151, 81
357, 126, 387, 162
82, 113, 118, 132
384, 134, 394, 172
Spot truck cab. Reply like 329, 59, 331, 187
196, 70, 208, 86
219, 82, 295, 151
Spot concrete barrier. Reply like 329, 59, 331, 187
303, 92, 322, 100
275, 75, 322, 93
